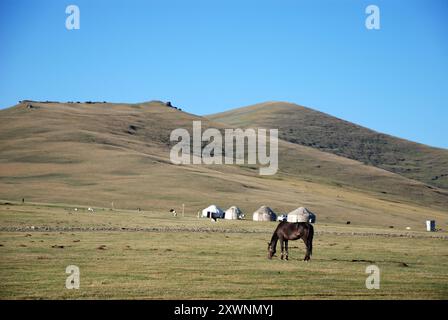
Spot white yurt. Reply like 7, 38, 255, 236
201, 205, 225, 219
287, 207, 316, 223
252, 206, 277, 222
224, 206, 244, 220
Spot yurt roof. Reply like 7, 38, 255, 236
253, 206, 275, 215
287, 207, 316, 223
203, 205, 223, 212
288, 207, 313, 216
226, 206, 242, 213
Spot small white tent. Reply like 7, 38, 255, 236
224, 206, 244, 220
252, 206, 277, 222
426, 220, 436, 232
287, 207, 316, 223
201, 205, 224, 219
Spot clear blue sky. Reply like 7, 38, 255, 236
1, 0, 447, 148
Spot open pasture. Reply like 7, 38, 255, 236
1, 202, 447, 299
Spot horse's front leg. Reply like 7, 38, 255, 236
280, 238, 285, 260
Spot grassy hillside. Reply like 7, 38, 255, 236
0, 101, 447, 229
1, 101, 448, 300
208, 101, 448, 190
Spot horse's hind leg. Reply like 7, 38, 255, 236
302, 236, 310, 261
285, 240, 289, 261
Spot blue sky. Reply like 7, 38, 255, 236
1, 0, 447, 148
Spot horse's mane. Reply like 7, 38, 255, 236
270, 230, 279, 245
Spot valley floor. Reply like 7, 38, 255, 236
0, 202, 447, 299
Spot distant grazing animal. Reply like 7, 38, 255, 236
268, 222, 314, 261
88, 207, 94, 213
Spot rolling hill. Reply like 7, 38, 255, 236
208, 101, 448, 190
0, 100, 447, 229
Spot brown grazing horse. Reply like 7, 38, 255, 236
268, 222, 314, 261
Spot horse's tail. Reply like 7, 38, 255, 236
307, 223, 314, 256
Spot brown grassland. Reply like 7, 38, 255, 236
0, 101, 447, 299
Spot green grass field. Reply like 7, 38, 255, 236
1, 202, 447, 300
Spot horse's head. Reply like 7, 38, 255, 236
267, 242, 276, 259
